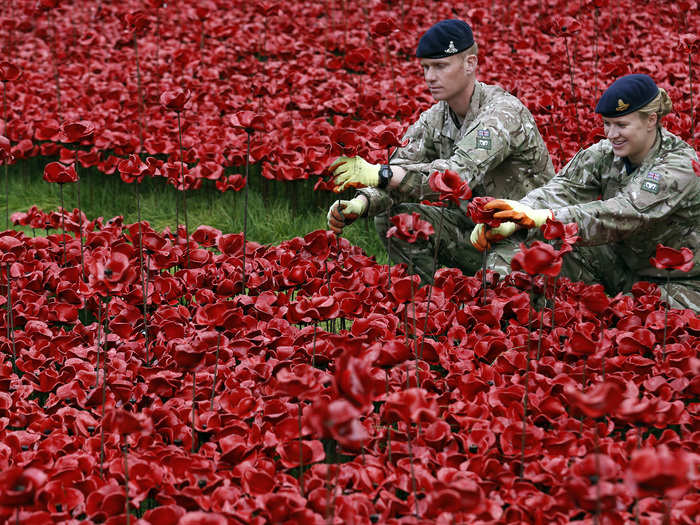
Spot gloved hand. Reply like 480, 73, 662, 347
327, 196, 368, 234
470, 222, 518, 252
485, 199, 553, 229
329, 156, 379, 193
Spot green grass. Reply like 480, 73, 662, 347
3, 158, 388, 263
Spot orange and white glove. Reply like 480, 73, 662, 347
327, 197, 368, 234
485, 199, 553, 229
470, 222, 518, 252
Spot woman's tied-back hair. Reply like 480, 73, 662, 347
637, 88, 673, 126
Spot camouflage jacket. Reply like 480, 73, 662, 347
522, 128, 700, 280
358, 81, 555, 217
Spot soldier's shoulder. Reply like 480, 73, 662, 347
480, 82, 526, 109
658, 128, 697, 161
415, 101, 449, 126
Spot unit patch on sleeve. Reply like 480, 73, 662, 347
476, 129, 491, 150
641, 172, 662, 194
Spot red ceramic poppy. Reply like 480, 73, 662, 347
467, 196, 501, 227
428, 169, 472, 204
160, 88, 191, 112
59, 120, 95, 144
510, 241, 562, 277
385, 212, 435, 243
43, 161, 78, 184
649, 244, 694, 272
0, 61, 21, 82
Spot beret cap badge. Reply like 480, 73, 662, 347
616, 99, 630, 112
444, 41, 459, 54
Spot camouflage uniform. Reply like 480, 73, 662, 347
488, 128, 700, 312
357, 81, 555, 282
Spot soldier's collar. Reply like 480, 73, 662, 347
467, 81, 485, 121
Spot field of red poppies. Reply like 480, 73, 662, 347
0, 0, 699, 524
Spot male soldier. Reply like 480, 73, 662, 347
470, 74, 700, 311
326, 19, 555, 282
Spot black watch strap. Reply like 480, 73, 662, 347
378, 164, 392, 189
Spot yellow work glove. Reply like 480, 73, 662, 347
327, 197, 368, 235
330, 156, 380, 193
470, 222, 518, 252
485, 199, 553, 229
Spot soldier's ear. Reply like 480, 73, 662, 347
645, 112, 658, 130
463, 53, 477, 74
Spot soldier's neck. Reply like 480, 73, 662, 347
447, 82, 476, 122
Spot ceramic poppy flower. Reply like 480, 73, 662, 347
230, 110, 268, 133
43, 161, 78, 183
510, 241, 563, 277
0, 467, 47, 506
160, 88, 191, 112
541, 217, 580, 246
125, 9, 151, 36
117, 154, 148, 183
564, 381, 624, 418
385, 212, 434, 243
428, 169, 472, 204
467, 196, 501, 227
0, 135, 12, 164
649, 244, 694, 272
59, 120, 95, 144
369, 122, 407, 150
625, 446, 697, 499
0, 61, 21, 82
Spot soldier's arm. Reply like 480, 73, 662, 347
387, 99, 531, 203
553, 152, 699, 245
520, 142, 608, 210
355, 114, 439, 217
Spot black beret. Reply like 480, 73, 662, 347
416, 19, 475, 59
595, 74, 659, 117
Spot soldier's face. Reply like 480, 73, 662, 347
602, 112, 658, 164
420, 53, 474, 101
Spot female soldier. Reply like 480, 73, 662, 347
471, 73, 700, 311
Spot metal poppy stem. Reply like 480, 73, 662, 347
481, 247, 489, 305
408, 260, 419, 389
59, 182, 66, 265
519, 287, 534, 479
563, 36, 581, 142
407, 425, 419, 518
99, 296, 110, 478
385, 369, 391, 464
418, 205, 446, 362
298, 402, 304, 497
659, 271, 670, 359
690, 53, 695, 148
6, 262, 16, 374
123, 441, 131, 525
74, 150, 84, 281
176, 111, 190, 269
191, 371, 197, 453
94, 301, 102, 388
136, 184, 148, 365
2, 80, 8, 229
241, 130, 251, 294
133, 38, 145, 153
210, 331, 220, 410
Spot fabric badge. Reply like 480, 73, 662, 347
476, 129, 491, 150
641, 180, 660, 194
641, 171, 662, 194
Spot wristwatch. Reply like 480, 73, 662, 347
378, 164, 392, 189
